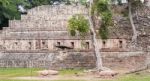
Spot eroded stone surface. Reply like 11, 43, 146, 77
0, 4, 149, 69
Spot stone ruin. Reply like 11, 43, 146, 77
0, 4, 149, 70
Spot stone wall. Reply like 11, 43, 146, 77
0, 39, 127, 51
0, 51, 148, 70
1, 5, 148, 52
0, 10, 128, 52
146, 52, 150, 67
0, 5, 149, 70
1, 5, 88, 40
10, 5, 88, 30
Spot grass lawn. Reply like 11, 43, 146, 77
0, 68, 150, 81
0, 68, 42, 77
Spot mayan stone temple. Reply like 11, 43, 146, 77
0, 3, 150, 70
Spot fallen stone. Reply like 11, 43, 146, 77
99, 70, 118, 77
38, 70, 49, 76
38, 70, 59, 76
147, 70, 150, 73
47, 70, 59, 75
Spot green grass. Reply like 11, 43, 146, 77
0, 79, 38, 81
117, 73, 150, 81
0, 68, 42, 77
0, 78, 86, 81
0, 79, 86, 81
0, 68, 150, 81
0, 68, 84, 76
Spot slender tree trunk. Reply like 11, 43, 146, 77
88, 0, 103, 71
135, 7, 139, 20
128, 0, 138, 44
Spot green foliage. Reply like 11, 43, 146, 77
99, 11, 112, 39
101, 11, 112, 26
95, 0, 109, 13
65, 0, 71, 5
0, 0, 31, 20
0, 0, 51, 27
93, 0, 113, 39
68, 14, 89, 37
31, 0, 50, 7
0, 0, 30, 26
79, 0, 87, 5
0, 0, 9, 7
99, 23, 109, 39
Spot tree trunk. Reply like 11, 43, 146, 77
128, 0, 138, 45
88, 0, 103, 71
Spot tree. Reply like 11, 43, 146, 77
29, 0, 51, 7
0, 0, 31, 27
68, 14, 90, 37
93, 0, 112, 39
0, 0, 52, 27
68, 13, 104, 71
89, 0, 114, 71
112, 0, 145, 45
68, 0, 111, 70
128, 0, 138, 45
88, 0, 103, 71
68, 0, 113, 71
0, 0, 9, 6
0, 0, 9, 27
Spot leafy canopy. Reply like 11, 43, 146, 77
92, 0, 113, 39
0, 0, 31, 25
31, 0, 51, 7
0, 0, 51, 27
68, 14, 89, 37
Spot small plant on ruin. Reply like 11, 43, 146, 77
68, 14, 90, 49
68, 14, 90, 37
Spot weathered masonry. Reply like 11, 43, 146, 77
0, 5, 126, 52
0, 4, 150, 70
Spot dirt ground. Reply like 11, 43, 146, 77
12, 74, 115, 81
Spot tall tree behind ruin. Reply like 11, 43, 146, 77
87, 0, 113, 71
68, 1, 105, 71
0, 0, 52, 27
88, 0, 103, 71
0, 0, 31, 27
112, 0, 147, 45
128, 0, 138, 45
